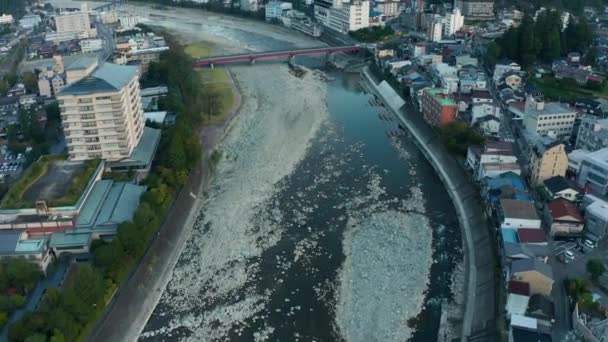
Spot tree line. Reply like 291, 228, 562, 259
8, 33, 210, 342
486, 10, 593, 68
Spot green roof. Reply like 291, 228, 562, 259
14, 239, 46, 253
75, 180, 146, 233
63, 55, 98, 72
59, 63, 139, 96
49, 233, 91, 248
108, 127, 161, 168
425, 88, 456, 106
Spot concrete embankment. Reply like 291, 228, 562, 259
361, 67, 497, 341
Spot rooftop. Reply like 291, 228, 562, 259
63, 55, 98, 72
511, 258, 553, 279
518, 228, 547, 244
501, 228, 519, 243
49, 232, 91, 248
582, 147, 608, 170
424, 88, 456, 106
508, 280, 531, 296
526, 101, 576, 118
587, 199, 608, 221
543, 176, 579, 194
0, 230, 46, 255
107, 127, 161, 169
547, 198, 583, 221
75, 180, 146, 233
59, 63, 139, 96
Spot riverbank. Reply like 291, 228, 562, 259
360, 67, 497, 341
86, 45, 244, 342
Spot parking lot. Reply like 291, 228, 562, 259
0, 153, 25, 181
550, 238, 608, 276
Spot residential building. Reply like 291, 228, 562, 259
0, 231, 53, 272
99, 11, 118, 24
427, 20, 443, 41
283, 10, 324, 37
506, 280, 530, 319
517, 228, 548, 246
454, 0, 494, 21
572, 304, 608, 342
568, 149, 589, 174
493, 59, 521, 83
544, 198, 584, 236
241, 0, 262, 12
118, 15, 146, 31
19, 14, 41, 29
529, 142, 568, 186
57, 63, 145, 161
443, 7, 464, 36
455, 55, 479, 69
0, 14, 14, 24
375, 0, 400, 17
80, 38, 104, 54
471, 103, 500, 125
577, 148, 608, 196
574, 99, 603, 117
523, 95, 576, 138
510, 259, 554, 297
582, 195, 608, 240
266, 1, 293, 21
542, 176, 580, 202
314, 0, 370, 34
459, 71, 487, 93
576, 116, 608, 152
502, 71, 522, 90
420, 88, 457, 126
475, 116, 500, 137
479, 163, 521, 180
466, 141, 515, 175
498, 199, 541, 230
53, 6, 96, 42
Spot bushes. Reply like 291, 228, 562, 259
349, 26, 395, 43
438, 121, 484, 157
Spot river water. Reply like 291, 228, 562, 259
139, 66, 462, 341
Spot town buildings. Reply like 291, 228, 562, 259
19, 14, 41, 29
443, 7, 464, 36
582, 195, 608, 240
499, 198, 542, 230
544, 198, 584, 236
493, 59, 521, 83
576, 116, 608, 152
427, 19, 443, 42
57, 63, 145, 162
454, 0, 494, 21
314, 0, 370, 34
542, 176, 580, 202
529, 142, 568, 186
0, 14, 14, 25
522, 95, 576, 139
265, 1, 293, 22
420, 88, 457, 126
49, 5, 97, 42
576, 148, 608, 196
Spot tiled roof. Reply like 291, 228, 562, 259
517, 228, 546, 243
547, 198, 583, 222
543, 176, 578, 194
511, 259, 553, 280
508, 280, 530, 296
500, 199, 539, 220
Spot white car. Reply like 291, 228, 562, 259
583, 239, 596, 249
564, 250, 575, 261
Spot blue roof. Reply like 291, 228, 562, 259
77, 180, 113, 228
59, 63, 139, 96
0, 230, 22, 254
49, 233, 91, 248
15, 239, 46, 253
501, 228, 519, 244
485, 177, 525, 191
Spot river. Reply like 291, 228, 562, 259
131, 7, 463, 341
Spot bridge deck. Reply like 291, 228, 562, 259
194, 45, 360, 66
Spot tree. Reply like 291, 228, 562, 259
485, 42, 501, 67
50, 330, 66, 342
21, 72, 38, 94
24, 334, 47, 342
45, 102, 61, 122
587, 258, 605, 281
117, 222, 146, 256
0, 310, 7, 327
438, 121, 484, 156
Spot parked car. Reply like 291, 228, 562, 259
565, 250, 576, 261
583, 239, 596, 249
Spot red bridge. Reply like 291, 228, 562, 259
193, 45, 361, 67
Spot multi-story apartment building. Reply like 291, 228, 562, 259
443, 7, 464, 36
454, 0, 494, 21
575, 116, 608, 152
577, 148, 608, 196
57, 63, 144, 161
420, 88, 458, 126
314, 0, 370, 34
529, 142, 568, 186
427, 19, 443, 41
523, 95, 576, 139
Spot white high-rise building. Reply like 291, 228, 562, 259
241, 0, 262, 12
314, 0, 370, 34
55, 11, 91, 35
443, 7, 464, 36
427, 20, 442, 41
57, 64, 145, 161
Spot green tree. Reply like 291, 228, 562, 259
587, 258, 605, 281
117, 222, 145, 256
50, 330, 66, 342
21, 72, 38, 94
485, 42, 501, 67
0, 310, 7, 327
438, 121, 484, 156
45, 102, 61, 122
24, 334, 47, 342
566, 278, 588, 299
